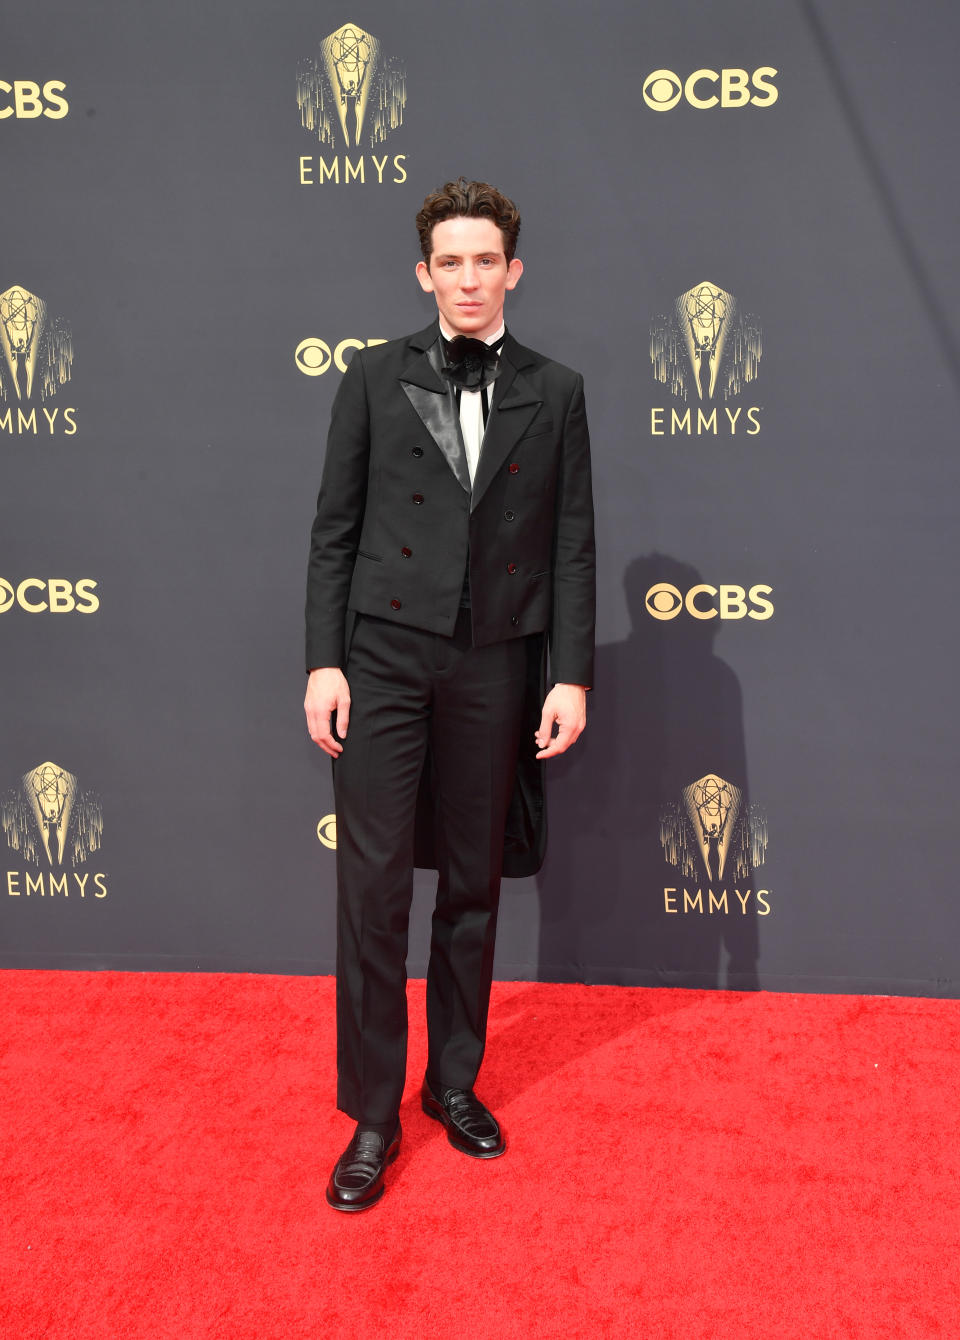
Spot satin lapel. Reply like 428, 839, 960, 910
470, 349, 542, 512
400, 340, 470, 494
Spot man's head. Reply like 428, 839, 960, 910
415, 178, 523, 340
415, 178, 521, 265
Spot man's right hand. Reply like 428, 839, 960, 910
305, 667, 351, 757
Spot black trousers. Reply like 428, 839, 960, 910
332, 609, 527, 1123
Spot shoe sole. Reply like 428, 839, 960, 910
421, 1099, 506, 1159
326, 1140, 400, 1211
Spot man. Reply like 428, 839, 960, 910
304, 178, 595, 1211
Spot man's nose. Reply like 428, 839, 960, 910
460, 264, 479, 289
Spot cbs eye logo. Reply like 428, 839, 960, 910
0, 578, 99, 614
316, 813, 338, 849
645, 583, 774, 621
643, 67, 778, 111
295, 337, 387, 377
0, 80, 69, 119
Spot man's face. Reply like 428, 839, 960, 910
416, 217, 523, 340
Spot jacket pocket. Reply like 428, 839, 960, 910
520, 419, 555, 440
356, 549, 383, 563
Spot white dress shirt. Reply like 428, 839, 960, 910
439, 321, 505, 485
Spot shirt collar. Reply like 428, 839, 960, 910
438, 320, 505, 346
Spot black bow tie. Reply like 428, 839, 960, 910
442, 334, 504, 391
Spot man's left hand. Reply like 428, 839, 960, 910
535, 683, 588, 759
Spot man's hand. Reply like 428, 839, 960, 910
305, 667, 351, 757
535, 683, 587, 760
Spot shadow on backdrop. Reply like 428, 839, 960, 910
536, 554, 761, 990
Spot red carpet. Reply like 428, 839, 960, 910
2, 972, 959, 1339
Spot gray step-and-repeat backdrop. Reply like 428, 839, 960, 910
3, 1, 958, 995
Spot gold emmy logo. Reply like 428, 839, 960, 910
651, 281, 761, 403
0, 284, 77, 433
317, 813, 338, 850
298, 23, 405, 149
660, 773, 767, 884
0, 286, 72, 403
2, 762, 102, 869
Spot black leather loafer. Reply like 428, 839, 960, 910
421, 1080, 506, 1158
326, 1122, 402, 1212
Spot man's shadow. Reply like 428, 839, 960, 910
535, 553, 760, 990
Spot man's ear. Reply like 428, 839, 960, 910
416, 260, 435, 294
505, 257, 524, 291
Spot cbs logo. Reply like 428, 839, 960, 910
645, 583, 773, 621
642, 67, 778, 111
0, 80, 69, 119
316, 814, 338, 850
0, 578, 99, 614
295, 338, 387, 377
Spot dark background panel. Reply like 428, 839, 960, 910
1, 0, 958, 995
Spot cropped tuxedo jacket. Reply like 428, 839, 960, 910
306, 320, 595, 682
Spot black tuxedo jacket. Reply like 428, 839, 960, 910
305, 320, 596, 874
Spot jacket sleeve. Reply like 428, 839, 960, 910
305, 353, 371, 671
548, 373, 596, 688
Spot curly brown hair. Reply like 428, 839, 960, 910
416, 178, 521, 264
